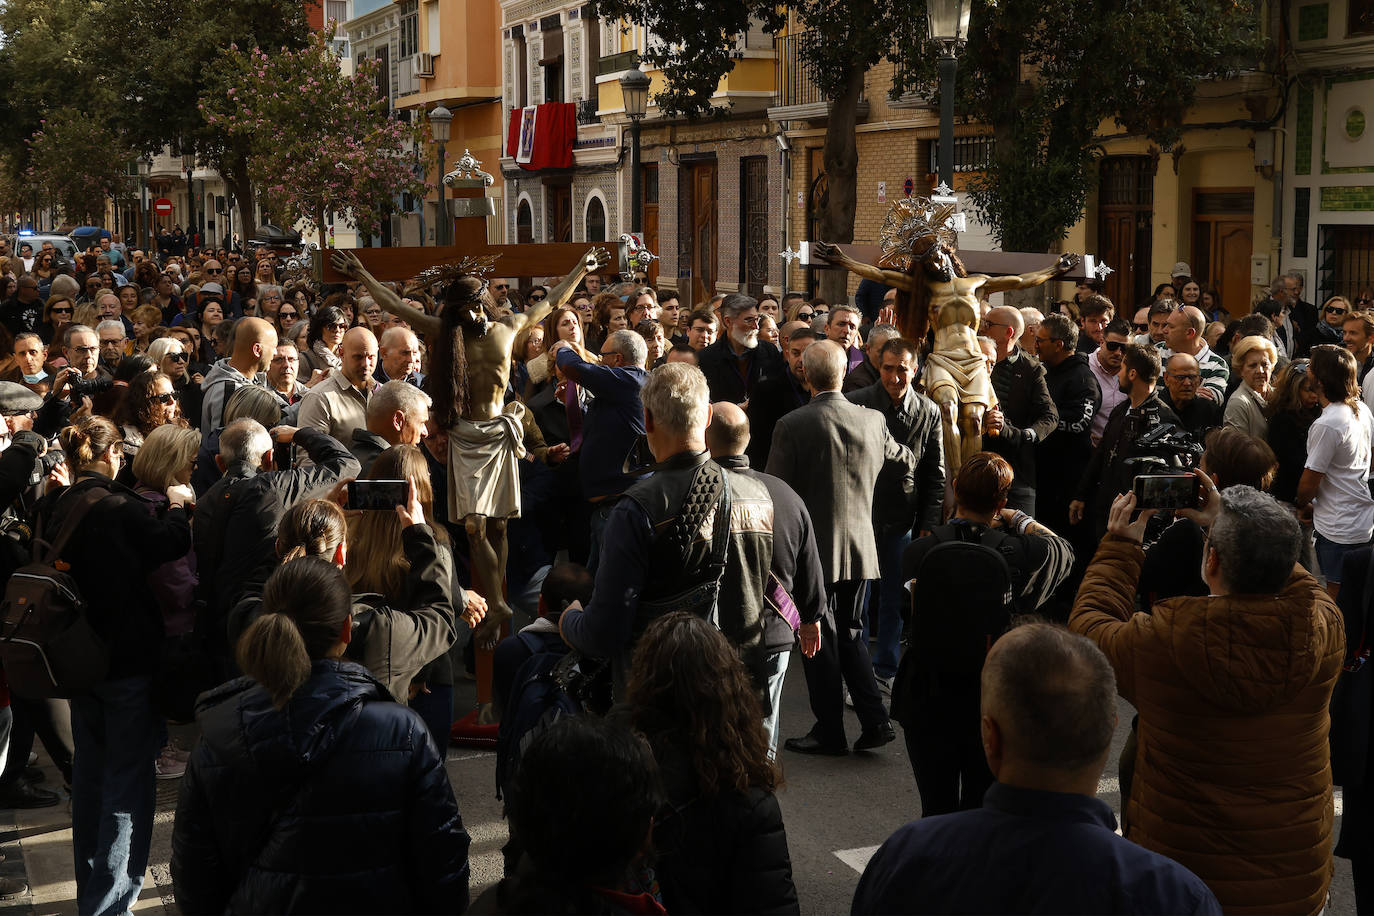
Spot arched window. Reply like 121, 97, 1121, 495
586, 196, 606, 242
517, 199, 533, 244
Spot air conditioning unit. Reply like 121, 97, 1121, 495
416, 52, 435, 76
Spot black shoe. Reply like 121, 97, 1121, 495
21, 766, 44, 784
0, 780, 60, 809
0, 877, 27, 900
784, 732, 848, 756
853, 721, 897, 751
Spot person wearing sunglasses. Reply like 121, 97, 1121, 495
148, 337, 205, 429
189, 262, 244, 319
1302, 295, 1351, 355
300, 306, 349, 376
115, 369, 186, 463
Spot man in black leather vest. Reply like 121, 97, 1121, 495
559, 363, 775, 695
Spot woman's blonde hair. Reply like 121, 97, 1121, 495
1229, 335, 1278, 372
345, 445, 444, 599
131, 425, 199, 491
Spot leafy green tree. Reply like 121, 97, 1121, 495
592, 0, 913, 301
25, 109, 136, 226
198, 33, 427, 244
893, 0, 1266, 252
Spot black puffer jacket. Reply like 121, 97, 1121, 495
652, 743, 798, 914
171, 659, 471, 914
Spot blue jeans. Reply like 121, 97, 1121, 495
762, 650, 790, 759
70, 676, 160, 916
872, 529, 912, 680
1315, 531, 1369, 586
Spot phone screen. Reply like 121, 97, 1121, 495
1132, 474, 1200, 510
347, 479, 408, 511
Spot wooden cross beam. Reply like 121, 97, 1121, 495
817, 243, 1099, 283
316, 180, 604, 283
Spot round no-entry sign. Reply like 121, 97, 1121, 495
153, 197, 173, 216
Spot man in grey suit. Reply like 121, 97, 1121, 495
846, 337, 945, 686
768, 340, 914, 754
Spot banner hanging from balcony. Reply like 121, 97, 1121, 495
507, 102, 577, 171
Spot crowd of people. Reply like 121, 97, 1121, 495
0, 227, 1370, 914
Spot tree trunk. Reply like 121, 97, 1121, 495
817, 65, 866, 306
232, 170, 256, 243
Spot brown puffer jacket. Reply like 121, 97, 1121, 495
1070, 535, 1345, 916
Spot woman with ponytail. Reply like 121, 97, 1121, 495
171, 558, 472, 915
36, 415, 194, 916
226, 478, 481, 742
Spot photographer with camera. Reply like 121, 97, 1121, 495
1070, 344, 1181, 540
33, 325, 113, 437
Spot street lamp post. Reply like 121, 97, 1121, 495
182, 152, 196, 246
619, 66, 650, 237
926, 0, 970, 194
138, 155, 152, 251
428, 104, 452, 247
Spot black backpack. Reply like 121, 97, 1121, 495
0, 487, 113, 698
908, 522, 1020, 675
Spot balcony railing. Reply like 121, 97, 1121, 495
773, 32, 825, 109
576, 97, 600, 125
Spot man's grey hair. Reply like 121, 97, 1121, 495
1269, 277, 1289, 298
719, 293, 759, 321
224, 384, 283, 428
379, 326, 418, 350
605, 329, 648, 369
218, 417, 273, 465
1019, 306, 1044, 330
642, 362, 710, 438
1041, 313, 1078, 349
1282, 269, 1305, 291
368, 379, 431, 424
867, 324, 899, 349
1208, 485, 1301, 594
95, 292, 119, 309
982, 622, 1118, 771
96, 320, 126, 338
63, 324, 96, 348
802, 340, 847, 391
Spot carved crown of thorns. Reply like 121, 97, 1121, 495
877, 197, 959, 271
406, 254, 502, 300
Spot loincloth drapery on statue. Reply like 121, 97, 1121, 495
928, 333, 994, 403
449, 402, 528, 518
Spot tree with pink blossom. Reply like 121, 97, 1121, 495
199, 31, 428, 245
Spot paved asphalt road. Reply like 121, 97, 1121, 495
0, 649, 1357, 914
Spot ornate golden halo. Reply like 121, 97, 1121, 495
877, 197, 959, 271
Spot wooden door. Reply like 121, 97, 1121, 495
1191, 189, 1254, 317
549, 186, 572, 243
642, 163, 659, 285
1099, 211, 1136, 310
1097, 156, 1156, 310
689, 162, 717, 305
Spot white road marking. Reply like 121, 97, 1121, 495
835, 845, 881, 875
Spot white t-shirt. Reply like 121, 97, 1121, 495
1306, 400, 1374, 544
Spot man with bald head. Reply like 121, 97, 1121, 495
200, 316, 279, 431
981, 304, 1058, 513
1159, 352, 1222, 435
855, 623, 1220, 914
1164, 305, 1229, 401
296, 326, 380, 444
706, 400, 825, 754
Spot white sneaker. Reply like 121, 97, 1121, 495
154, 750, 186, 780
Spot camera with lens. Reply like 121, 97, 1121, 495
27, 447, 65, 488
68, 374, 113, 399
1121, 423, 1203, 475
